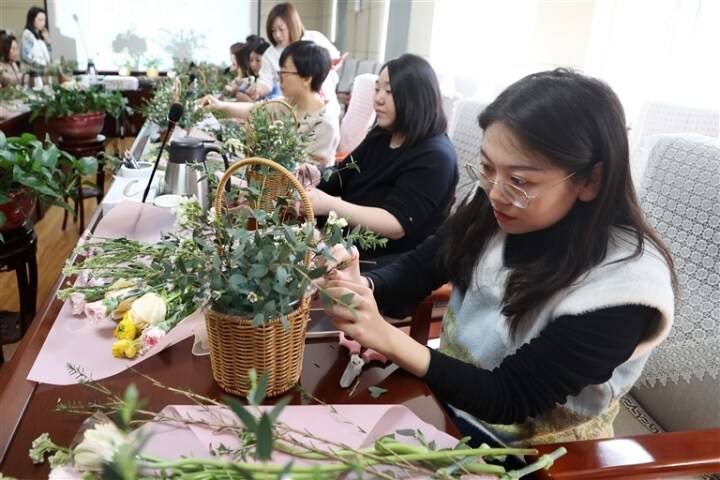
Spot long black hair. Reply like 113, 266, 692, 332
375, 54, 447, 147
0, 34, 17, 63
25, 7, 47, 39
443, 68, 676, 336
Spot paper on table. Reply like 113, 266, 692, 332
140, 404, 496, 478
27, 200, 202, 385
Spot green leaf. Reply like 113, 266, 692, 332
396, 429, 416, 436
255, 413, 273, 461
224, 396, 257, 430
368, 386, 388, 399
339, 293, 355, 307
248, 264, 269, 279
248, 370, 269, 406
114, 384, 141, 432
268, 395, 292, 423
319, 290, 334, 309
77, 156, 99, 175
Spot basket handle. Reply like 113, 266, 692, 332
213, 157, 315, 271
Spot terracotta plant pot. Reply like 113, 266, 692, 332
0, 191, 36, 232
47, 111, 106, 141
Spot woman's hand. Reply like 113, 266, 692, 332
322, 244, 364, 286
197, 94, 223, 111
320, 278, 391, 353
304, 187, 339, 217
40, 28, 50, 41
296, 163, 322, 189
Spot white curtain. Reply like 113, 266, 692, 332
430, 0, 719, 126
429, 0, 540, 101
584, 0, 720, 125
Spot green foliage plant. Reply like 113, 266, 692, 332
0, 131, 98, 229
29, 85, 132, 122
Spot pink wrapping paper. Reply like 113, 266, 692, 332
139, 404, 495, 478
27, 201, 203, 385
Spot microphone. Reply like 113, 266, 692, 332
142, 103, 184, 203
72, 14, 91, 69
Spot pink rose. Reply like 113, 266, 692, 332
70, 292, 87, 315
84, 301, 109, 323
76, 270, 91, 287
140, 327, 166, 354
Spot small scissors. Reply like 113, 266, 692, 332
338, 332, 387, 388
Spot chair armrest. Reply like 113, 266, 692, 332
408, 284, 452, 345
531, 428, 720, 479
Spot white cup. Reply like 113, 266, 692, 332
119, 162, 153, 178
153, 194, 184, 209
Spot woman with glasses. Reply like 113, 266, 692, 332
297, 54, 459, 272
198, 41, 339, 167
317, 69, 676, 447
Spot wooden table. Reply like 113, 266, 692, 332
0, 206, 458, 478
1, 206, 719, 479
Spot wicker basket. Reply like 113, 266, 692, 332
208, 157, 314, 397
205, 300, 310, 397
244, 100, 299, 212
246, 167, 292, 212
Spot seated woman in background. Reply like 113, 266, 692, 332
247, 2, 340, 117
199, 41, 339, 167
299, 54, 458, 270
21, 6, 51, 67
248, 37, 281, 100
0, 34, 22, 87
224, 41, 250, 100
318, 69, 676, 447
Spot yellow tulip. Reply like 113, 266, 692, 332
111, 339, 139, 359
113, 316, 138, 340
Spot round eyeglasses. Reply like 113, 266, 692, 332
465, 163, 576, 209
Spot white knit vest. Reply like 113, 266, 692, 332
441, 229, 674, 442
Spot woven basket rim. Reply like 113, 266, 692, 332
206, 297, 308, 325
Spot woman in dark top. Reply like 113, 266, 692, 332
298, 54, 458, 269
316, 69, 676, 446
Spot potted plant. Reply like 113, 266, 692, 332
183, 159, 383, 396
239, 102, 311, 210
144, 57, 161, 79
0, 131, 98, 232
29, 85, 132, 141
140, 75, 206, 131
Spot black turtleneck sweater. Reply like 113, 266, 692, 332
365, 221, 657, 425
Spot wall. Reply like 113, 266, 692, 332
530, 0, 595, 70
0, 0, 42, 37
260, 0, 334, 39
339, 0, 388, 62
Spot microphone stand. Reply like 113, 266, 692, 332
141, 122, 176, 203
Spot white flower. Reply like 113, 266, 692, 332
246, 292, 258, 303
128, 292, 167, 329
326, 211, 348, 228
49, 465, 82, 479
70, 293, 87, 315
140, 326, 166, 354
73, 422, 128, 472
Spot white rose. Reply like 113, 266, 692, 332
49, 465, 82, 479
73, 422, 128, 472
129, 292, 167, 328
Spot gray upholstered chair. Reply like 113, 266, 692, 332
614, 134, 720, 478
447, 98, 489, 209
630, 102, 719, 152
